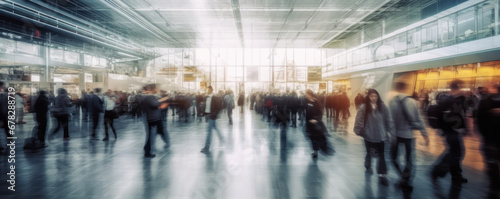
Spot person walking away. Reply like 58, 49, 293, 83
238, 92, 245, 113
15, 92, 26, 124
89, 88, 104, 140
305, 89, 334, 158
103, 90, 118, 141
201, 86, 224, 153
354, 89, 395, 186
477, 84, 500, 198
224, 90, 235, 125
430, 79, 469, 184
388, 82, 430, 191
50, 88, 72, 140
289, 91, 299, 128
34, 90, 49, 146
141, 84, 170, 158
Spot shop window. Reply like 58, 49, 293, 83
456, 7, 476, 43
477, 2, 496, 39
438, 14, 456, 47
421, 22, 439, 51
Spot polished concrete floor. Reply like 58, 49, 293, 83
0, 108, 490, 199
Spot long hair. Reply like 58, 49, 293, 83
364, 89, 383, 120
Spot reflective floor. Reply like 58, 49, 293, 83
0, 108, 490, 198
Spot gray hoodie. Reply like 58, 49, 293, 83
388, 93, 428, 139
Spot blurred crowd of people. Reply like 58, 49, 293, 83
0, 79, 499, 198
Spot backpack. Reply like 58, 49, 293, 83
427, 93, 465, 130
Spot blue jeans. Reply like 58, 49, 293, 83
205, 116, 223, 148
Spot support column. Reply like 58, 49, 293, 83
78, 71, 85, 94
103, 71, 108, 91
39, 46, 51, 92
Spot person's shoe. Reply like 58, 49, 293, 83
366, 168, 373, 174
311, 151, 318, 158
63, 137, 71, 141
452, 176, 468, 183
144, 154, 156, 158
379, 176, 389, 186
114, 134, 117, 139
200, 147, 210, 153
102, 137, 109, 141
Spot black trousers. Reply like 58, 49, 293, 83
36, 115, 48, 142
104, 111, 116, 138
391, 137, 414, 182
92, 113, 100, 136
482, 143, 500, 195
144, 120, 169, 155
364, 140, 387, 174
52, 115, 69, 138
432, 133, 464, 178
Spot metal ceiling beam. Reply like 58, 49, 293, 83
231, 0, 245, 48
99, 0, 183, 46
320, 0, 393, 48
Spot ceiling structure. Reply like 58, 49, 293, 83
48, 0, 394, 48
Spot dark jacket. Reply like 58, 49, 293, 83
141, 95, 162, 122
35, 94, 49, 118
206, 94, 222, 120
477, 93, 500, 147
53, 94, 72, 116
238, 94, 245, 106
89, 94, 103, 114
305, 98, 326, 134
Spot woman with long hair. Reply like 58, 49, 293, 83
354, 89, 394, 186
305, 89, 334, 158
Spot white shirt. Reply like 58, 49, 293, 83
104, 96, 116, 111
205, 94, 213, 113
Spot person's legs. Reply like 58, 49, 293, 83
402, 138, 414, 183
62, 116, 69, 139
37, 116, 47, 142
92, 113, 99, 138
377, 142, 387, 174
51, 116, 62, 135
227, 108, 233, 125
483, 144, 500, 197
448, 133, 466, 180
391, 137, 403, 175
154, 120, 169, 146
203, 117, 215, 150
364, 140, 373, 171
144, 121, 154, 156
109, 118, 117, 138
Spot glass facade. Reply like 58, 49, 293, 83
325, 0, 500, 76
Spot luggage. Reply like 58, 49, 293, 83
23, 126, 45, 150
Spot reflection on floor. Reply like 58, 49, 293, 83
0, 108, 490, 198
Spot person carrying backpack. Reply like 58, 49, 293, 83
430, 79, 468, 184
388, 82, 429, 191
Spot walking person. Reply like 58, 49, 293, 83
50, 88, 72, 140
201, 86, 224, 153
477, 84, 500, 198
238, 91, 245, 113
388, 82, 430, 191
305, 89, 334, 158
103, 90, 118, 141
430, 79, 469, 184
354, 89, 394, 186
15, 92, 26, 124
224, 90, 235, 125
34, 90, 49, 146
89, 88, 104, 140
141, 84, 170, 158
